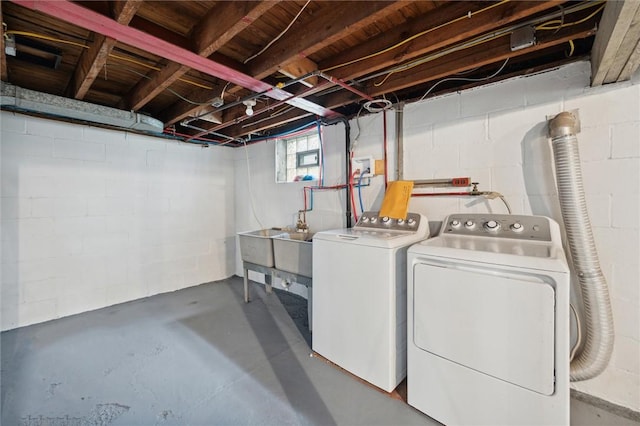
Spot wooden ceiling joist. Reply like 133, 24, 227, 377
319, 1, 563, 82
247, 1, 407, 80
324, 21, 598, 107
123, 1, 279, 112
67, 0, 141, 100
591, 0, 640, 86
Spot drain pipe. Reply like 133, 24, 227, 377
548, 111, 614, 381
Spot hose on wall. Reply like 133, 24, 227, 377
548, 111, 615, 381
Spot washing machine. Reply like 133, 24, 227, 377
312, 211, 429, 392
407, 213, 569, 426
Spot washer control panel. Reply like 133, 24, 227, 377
443, 213, 552, 241
357, 211, 422, 231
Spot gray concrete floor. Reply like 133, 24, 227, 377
1, 277, 435, 426
3, 276, 637, 426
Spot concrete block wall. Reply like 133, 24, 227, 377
232, 117, 395, 297
403, 61, 639, 411
1, 113, 236, 330
235, 61, 638, 411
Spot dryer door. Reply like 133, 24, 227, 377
412, 260, 556, 395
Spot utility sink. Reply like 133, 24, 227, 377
238, 229, 288, 267
273, 232, 314, 278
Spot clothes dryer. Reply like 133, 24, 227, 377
313, 211, 429, 392
407, 213, 570, 425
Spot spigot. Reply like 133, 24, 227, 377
296, 219, 309, 233
296, 212, 309, 233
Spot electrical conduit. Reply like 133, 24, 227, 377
548, 111, 614, 381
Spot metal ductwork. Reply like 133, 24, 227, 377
548, 111, 615, 381
1, 83, 163, 133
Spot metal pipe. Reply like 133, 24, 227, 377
548, 111, 614, 381
318, 72, 374, 101
396, 103, 404, 181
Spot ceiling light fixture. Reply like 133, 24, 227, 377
243, 99, 256, 116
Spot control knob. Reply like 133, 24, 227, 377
397, 219, 405, 225
484, 220, 500, 232
407, 218, 416, 227
511, 222, 523, 232
370, 217, 378, 223
464, 220, 475, 229
381, 216, 390, 224
361, 216, 369, 223
451, 219, 461, 228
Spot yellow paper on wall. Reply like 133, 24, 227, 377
380, 180, 414, 219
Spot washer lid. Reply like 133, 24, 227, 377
413, 261, 556, 395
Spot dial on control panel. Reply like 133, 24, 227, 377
484, 220, 500, 232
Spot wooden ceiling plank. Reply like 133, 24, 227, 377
619, 39, 640, 81
248, 1, 406, 80
192, 1, 280, 58
320, 1, 563, 82
591, 0, 640, 86
603, 6, 640, 83
121, 62, 190, 111
68, 0, 141, 100
123, 1, 278, 111
322, 22, 597, 107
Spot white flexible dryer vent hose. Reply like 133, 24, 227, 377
548, 111, 615, 381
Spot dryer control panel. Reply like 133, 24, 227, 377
443, 213, 552, 241
357, 211, 423, 232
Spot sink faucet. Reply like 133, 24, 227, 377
296, 212, 309, 233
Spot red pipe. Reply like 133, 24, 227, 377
11, 0, 340, 119
411, 192, 477, 197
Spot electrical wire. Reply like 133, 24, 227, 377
351, 104, 365, 151
419, 58, 509, 101
357, 172, 365, 214
321, 0, 510, 73
114, 65, 214, 105
5, 30, 215, 91
535, 3, 605, 31
567, 40, 575, 57
244, 0, 311, 64
6, 29, 89, 49
341, 0, 602, 92
374, 32, 509, 87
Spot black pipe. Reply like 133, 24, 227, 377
321, 117, 352, 228
345, 120, 352, 228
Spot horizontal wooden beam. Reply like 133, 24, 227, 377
320, 1, 563, 82
123, 1, 278, 111
323, 21, 597, 107
11, 0, 340, 119
591, 0, 640, 85
247, 1, 406, 80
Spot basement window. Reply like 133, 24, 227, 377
275, 132, 320, 183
